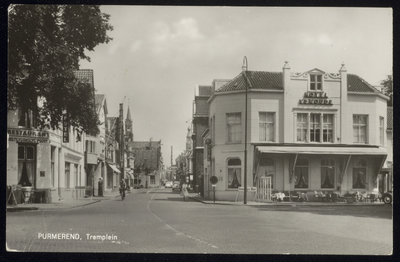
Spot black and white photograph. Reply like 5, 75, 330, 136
6, 5, 393, 255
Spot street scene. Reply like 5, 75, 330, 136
7, 6, 393, 255
6, 188, 392, 254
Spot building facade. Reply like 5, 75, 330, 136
206, 62, 389, 201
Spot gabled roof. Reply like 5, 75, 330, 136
216, 71, 283, 92
216, 70, 381, 94
74, 69, 94, 87
95, 94, 106, 115
126, 106, 132, 121
387, 107, 393, 130
347, 74, 380, 93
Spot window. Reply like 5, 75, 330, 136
51, 146, 55, 187
86, 140, 96, 153
294, 159, 308, 189
17, 144, 35, 187
227, 113, 241, 143
353, 115, 368, 143
259, 112, 275, 141
18, 108, 37, 128
227, 158, 241, 189
323, 114, 333, 142
74, 164, 78, 187
310, 114, 321, 142
297, 113, 308, 142
321, 159, 335, 189
379, 116, 384, 145
310, 74, 322, 91
65, 162, 70, 189
150, 176, 155, 184
353, 158, 367, 189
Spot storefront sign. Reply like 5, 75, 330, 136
207, 146, 211, 161
299, 91, 332, 105
7, 128, 49, 143
62, 116, 69, 143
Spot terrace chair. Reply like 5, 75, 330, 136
314, 191, 321, 202
290, 191, 299, 202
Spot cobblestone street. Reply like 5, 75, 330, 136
6, 188, 392, 254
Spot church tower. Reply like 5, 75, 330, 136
125, 105, 133, 142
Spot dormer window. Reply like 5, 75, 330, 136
310, 74, 322, 91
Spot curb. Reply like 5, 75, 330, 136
188, 197, 387, 207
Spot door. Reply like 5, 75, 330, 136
17, 144, 36, 188
257, 176, 272, 202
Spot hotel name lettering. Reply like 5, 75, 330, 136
299, 92, 332, 105
7, 128, 49, 143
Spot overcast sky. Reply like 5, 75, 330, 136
79, 6, 392, 167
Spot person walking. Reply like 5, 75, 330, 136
119, 178, 127, 201
181, 182, 189, 201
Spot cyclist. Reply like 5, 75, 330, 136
119, 178, 127, 201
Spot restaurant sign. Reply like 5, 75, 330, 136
299, 91, 332, 105
7, 128, 49, 143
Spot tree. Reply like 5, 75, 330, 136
8, 5, 113, 135
380, 75, 393, 107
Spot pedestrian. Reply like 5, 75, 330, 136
119, 178, 127, 201
181, 182, 189, 201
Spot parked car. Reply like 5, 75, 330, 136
172, 181, 181, 191
382, 191, 392, 204
164, 181, 173, 188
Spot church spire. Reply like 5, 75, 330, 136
126, 105, 132, 121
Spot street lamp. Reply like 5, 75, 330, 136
242, 56, 249, 204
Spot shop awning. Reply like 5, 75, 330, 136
256, 146, 387, 155
108, 164, 121, 174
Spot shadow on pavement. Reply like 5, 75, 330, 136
253, 205, 392, 220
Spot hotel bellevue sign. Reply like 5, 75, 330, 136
7, 127, 49, 143
299, 91, 333, 105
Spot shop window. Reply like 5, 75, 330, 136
310, 113, 321, 142
227, 158, 241, 189
294, 159, 308, 189
310, 74, 322, 91
353, 158, 367, 189
323, 114, 334, 142
259, 112, 275, 142
321, 159, 335, 189
296, 113, 308, 142
18, 144, 35, 187
379, 116, 384, 145
65, 162, 70, 189
353, 115, 368, 144
227, 113, 242, 143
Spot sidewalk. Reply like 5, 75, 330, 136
6, 189, 140, 212
188, 194, 386, 207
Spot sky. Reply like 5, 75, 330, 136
79, 6, 392, 167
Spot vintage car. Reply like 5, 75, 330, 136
382, 191, 393, 204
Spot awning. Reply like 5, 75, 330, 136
127, 171, 134, 179
108, 164, 121, 174
256, 146, 387, 156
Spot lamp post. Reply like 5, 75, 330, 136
242, 56, 248, 205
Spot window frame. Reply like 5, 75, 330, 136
65, 162, 70, 189
259, 112, 275, 142
294, 159, 309, 189
321, 159, 335, 189
226, 112, 242, 143
310, 74, 323, 91
352, 158, 367, 189
296, 113, 308, 142
353, 115, 368, 144
379, 116, 384, 145
310, 113, 321, 142
227, 158, 242, 189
